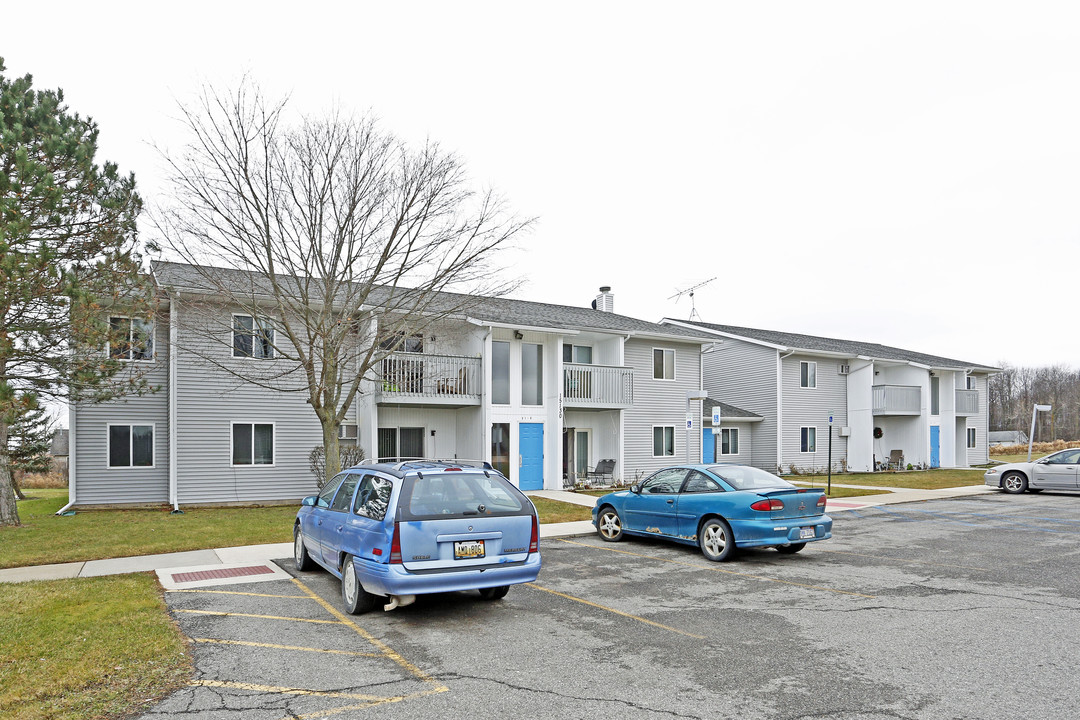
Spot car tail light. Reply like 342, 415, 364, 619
529, 514, 539, 554
817, 495, 827, 509
389, 522, 402, 564
751, 498, 785, 512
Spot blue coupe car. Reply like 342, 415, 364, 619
294, 460, 541, 614
592, 464, 832, 561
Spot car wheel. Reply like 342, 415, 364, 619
479, 585, 510, 600
596, 507, 624, 542
294, 526, 314, 571
1002, 472, 1028, 494
699, 518, 735, 562
341, 555, 377, 614
776, 542, 806, 554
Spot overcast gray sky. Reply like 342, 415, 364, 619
4, 1, 1077, 368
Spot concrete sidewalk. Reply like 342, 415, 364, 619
0, 485, 995, 585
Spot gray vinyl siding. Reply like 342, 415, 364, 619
703, 339, 778, 471
73, 317, 170, 505
173, 303, 323, 504
622, 339, 702, 482
966, 373, 989, 466
781, 354, 848, 473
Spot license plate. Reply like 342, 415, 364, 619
799, 527, 816, 540
454, 540, 485, 560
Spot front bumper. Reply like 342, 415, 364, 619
730, 514, 833, 548
984, 470, 1001, 488
351, 552, 541, 597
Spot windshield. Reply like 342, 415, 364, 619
400, 472, 529, 520
708, 465, 795, 490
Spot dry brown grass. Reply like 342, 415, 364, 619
17, 471, 68, 489
990, 439, 1080, 456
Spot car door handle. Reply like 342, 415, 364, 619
335, 525, 344, 532
667, 499, 674, 504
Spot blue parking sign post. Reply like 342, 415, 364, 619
827, 411, 834, 495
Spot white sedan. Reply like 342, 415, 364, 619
984, 448, 1080, 494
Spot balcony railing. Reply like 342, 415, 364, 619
872, 384, 921, 415
563, 363, 634, 407
378, 352, 481, 402
956, 389, 979, 416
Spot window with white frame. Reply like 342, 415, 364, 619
800, 361, 816, 388
653, 348, 675, 380
720, 428, 740, 455
109, 317, 154, 361
232, 422, 275, 465
233, 315, 275, 359
800, 427, 816, 453
108, 424, 154, 468
563, 344, 593, 364
966, 376, 977, 390
967, 427, 976, 449
653, 426, 675, 456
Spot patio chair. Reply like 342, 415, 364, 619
586, 459, 616, 486
887, 449, 904, 471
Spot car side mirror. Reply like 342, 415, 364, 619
630, 484, 642, 494
301, 495, 318, 507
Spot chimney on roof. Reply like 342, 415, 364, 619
592, 286, 614, 313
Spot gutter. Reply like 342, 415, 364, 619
169, 293, 180, 513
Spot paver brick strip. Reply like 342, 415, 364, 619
171, 565, 275, 584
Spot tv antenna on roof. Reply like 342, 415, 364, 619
668, 277, 716, 322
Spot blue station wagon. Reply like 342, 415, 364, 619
294, 460, 541, 613
592, 464, 832, 561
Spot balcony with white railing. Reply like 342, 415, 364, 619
563, 363, 634, 408
378, 352, 481, 406
955, 389, 979, 416
872, 385, 921, 415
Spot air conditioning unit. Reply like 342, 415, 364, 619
837, 363, 851, 375
338, 424, 358, 440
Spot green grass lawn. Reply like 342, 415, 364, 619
989, 452, 1049, 463
0, 574, 191, 720
2, 490, 297, 569
786, 468, 986, 490
4, 489, 595, 569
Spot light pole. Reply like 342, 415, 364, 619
1028, 404, 1052, 461
827, 409, 834, 495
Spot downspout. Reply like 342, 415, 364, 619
169, 293, 180, 513
55, 402, 77, 515
776, 349, 795, 472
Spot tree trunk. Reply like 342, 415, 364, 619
0, 422, 21, 526
322, 419, 342, 487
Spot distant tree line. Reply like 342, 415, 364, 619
988, 364, 1080, 441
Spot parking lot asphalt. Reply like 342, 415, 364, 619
141, 491, 1080, 720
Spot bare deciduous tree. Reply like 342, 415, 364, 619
153, 81, 532, 485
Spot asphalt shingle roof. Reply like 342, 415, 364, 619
677, 320, 998, 371
702, 398, 761, 419
153, 261, 713, 342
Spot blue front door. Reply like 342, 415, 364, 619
930, 426, 940, 468
702, 428, 715, 464
519, 423, 544, 490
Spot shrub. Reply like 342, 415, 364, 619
308, 445, 366, 488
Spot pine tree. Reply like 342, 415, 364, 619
0, 58, 155, 526
7, 400, 54, 499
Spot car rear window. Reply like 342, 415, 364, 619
708, 465, 794, 490
400, 472, 528, 520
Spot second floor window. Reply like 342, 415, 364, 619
522, 343, 544, 405
233, 315, 275, 359
492, 342, 510, 405
653, 349, 675, 380
563, 344, 593, 364
930, 376, 940, 415
109, 317, 154, 361
800, 361, 816, 388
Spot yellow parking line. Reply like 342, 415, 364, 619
526, 583, 706, 639
191, 638, 382, 657
289, 686, 451, 720
191, 679, 384, 701
558, 538, 876, 598
290, 578, 449, 691
818, 549, 990, 571
176, 609, 344, 625
168, 588, 311, 599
